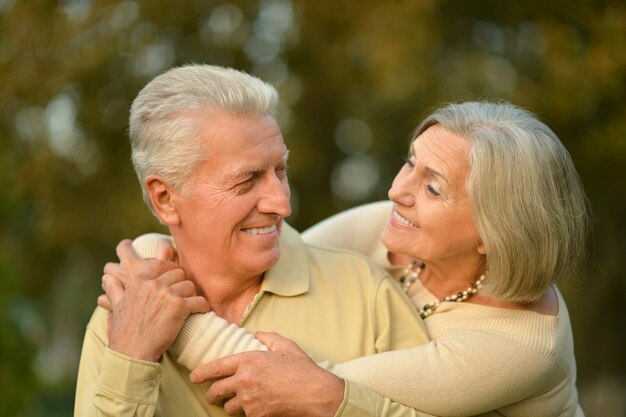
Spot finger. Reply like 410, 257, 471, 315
115, 239, 143, 264
205, 378, 237, 406
190, 354, 245, 384
184, 296, 211, 314
103, 274, 125, 307
106, 312, 112, 340
101, 273, 124, 292
256, 331, 304, 354
103, 261, 120, 276
223, 396, 243, 415
157, 268, 186, 286
169, 280, 197, 298
97, 293, 112, 311
156, 238, 177, 262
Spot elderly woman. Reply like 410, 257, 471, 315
124, 101, 588, 416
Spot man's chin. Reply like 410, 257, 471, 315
244, 247, 281, 275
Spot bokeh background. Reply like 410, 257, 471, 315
1, 0, 625, 416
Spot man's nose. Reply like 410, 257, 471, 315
259, 175, 292, 218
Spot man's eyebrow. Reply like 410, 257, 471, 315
229, 149, 290, 179
233, 167, 261, 177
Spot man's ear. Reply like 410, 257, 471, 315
145, 175, 181, 226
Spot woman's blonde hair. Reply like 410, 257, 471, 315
413, 101, 589, 302
129, 64, 278, 213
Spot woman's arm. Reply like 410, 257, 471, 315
130, 231, 554, 417
301, 200, 392, 267
190, 348, 437, 417
328, 332, 548, 416
171, 311, 267, 368
130, 233, 269, 369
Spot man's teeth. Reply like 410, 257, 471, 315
245, 225, 277, 235
393, 211, 417, 227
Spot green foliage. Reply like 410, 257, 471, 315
1, 0, 625, 415
0, 264, 37, 417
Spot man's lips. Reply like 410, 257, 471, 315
242, 224, 278, 235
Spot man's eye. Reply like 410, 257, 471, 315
276, 164, 288, 178
238, 176, 256, 188
403, 156, 415, 168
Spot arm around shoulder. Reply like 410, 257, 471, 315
131, 233, 268, 370
372, 273, 429, 352
336, 380, 437, 417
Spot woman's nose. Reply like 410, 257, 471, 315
388, 171, 415, 207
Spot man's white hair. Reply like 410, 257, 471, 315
128, 64, 279, 214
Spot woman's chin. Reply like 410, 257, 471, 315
380, 229, 404, 253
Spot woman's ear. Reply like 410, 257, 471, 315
477, 239, 487, 255
145, 175, 181, 226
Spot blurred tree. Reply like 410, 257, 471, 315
0, 0, 624, 415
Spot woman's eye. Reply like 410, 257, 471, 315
403, 156, 415, 168
426, 181, 441, 196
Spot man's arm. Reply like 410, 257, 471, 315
74, 307, 162, 417
101, 240, 209, 362
74, 240, 209, 417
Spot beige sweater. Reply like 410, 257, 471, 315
134, 201, 585, 417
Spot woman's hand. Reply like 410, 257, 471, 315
190, 333, 345, 417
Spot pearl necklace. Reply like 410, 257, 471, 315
399, 261, 486, 319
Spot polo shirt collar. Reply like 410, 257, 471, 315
260, 222, 310, 296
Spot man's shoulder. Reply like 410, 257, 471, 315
282, 221, 388, 283
85, 306, 109, 344
303, 240, 389, 283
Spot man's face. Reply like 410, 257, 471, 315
171, 110, 291, 279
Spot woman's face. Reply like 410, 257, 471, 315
381, 124, 485, 265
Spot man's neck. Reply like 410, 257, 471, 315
176, 251, 264, 324
196, 273, 263, 324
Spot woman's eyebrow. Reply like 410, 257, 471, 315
423, 166, 450, 186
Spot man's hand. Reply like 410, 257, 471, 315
97, 237, 178, 310
189, 333, 345, 417
100, 239, 210, 362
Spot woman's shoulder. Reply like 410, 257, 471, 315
302, 200, 392, 264
426, 291, 576, 367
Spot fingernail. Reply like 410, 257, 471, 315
189, 372, 197, 383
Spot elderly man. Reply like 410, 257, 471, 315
74, 65, 428, 417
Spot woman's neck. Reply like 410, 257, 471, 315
389, 251, 485, 299
420, 263, 483, 296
